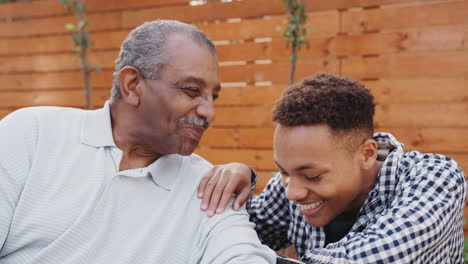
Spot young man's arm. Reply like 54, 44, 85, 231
247, 173, 292, 251
302, 157, 466, 263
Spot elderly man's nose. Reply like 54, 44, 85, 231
197, 98, 216, 123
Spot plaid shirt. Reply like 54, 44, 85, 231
248, 133, 466, 263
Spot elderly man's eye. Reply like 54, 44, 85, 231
182, 87, 200, 97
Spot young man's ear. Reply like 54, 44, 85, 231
360, 139, 378, 170
118, 66, 143, 106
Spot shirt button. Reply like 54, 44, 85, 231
305, 240, 310, 247
369, 190, 378, 198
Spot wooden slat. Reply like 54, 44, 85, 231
0, 0, 191, 20
342, 51, 468, 79
379, 128, 468, 153
364, 78, 468, 104
334, 25, 468, 56
464, 206, 468, 231
0, 0, 68, 20
354, 0, 440, 7
255, 171, 276, 194
0, 109, 13, 120
200, 128, 274, 149
202, 127, 468, 153
197, 11, 339, 41
216, 38, 332, 61
1, 34, 74, 56
122, 0, 417, 29
375, 103, 468, 128
215, 85, 286, 106
2, 30, 332, 60
4, 23, 468, 59
0, 54, 336, 81
213, 103, 468, 128
85, 0, 191, 13
1, 11, 339, 56
0, 70, 113, 90
0, 30, 129, 56
343, 1, 468, 33
122, 0, 283, 28
0, 50, 118, 73
218, 24, 468, 60
219, 59, 339, 83
0, 89, 109, 108
195, 148, 275, 171
0, 0, 425, 21
213, 105, 274, 127
0, 12, 122, 38
215, 78, 468, 106
0, 0, 444, 38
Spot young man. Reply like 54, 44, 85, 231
199, 73, 466, 263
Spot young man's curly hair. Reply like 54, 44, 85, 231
272, 72, 375, 151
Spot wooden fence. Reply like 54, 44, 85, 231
1, 0, 467, 206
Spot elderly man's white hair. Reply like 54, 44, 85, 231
110, 20, 216, 101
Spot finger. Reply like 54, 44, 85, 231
198, 167, 216, 198
233, 187, 251, 211
215, 181, 237, 214
206, 171, 230, 217
200, 172, 219, 211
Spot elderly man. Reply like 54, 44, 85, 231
0, 20, 276, 263
199, 73, 466, 263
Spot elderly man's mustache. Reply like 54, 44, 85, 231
179, 117, 210, 129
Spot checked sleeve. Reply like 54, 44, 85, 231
247, 173, 292, 251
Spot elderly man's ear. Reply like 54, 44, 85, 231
118, 66, 142, 106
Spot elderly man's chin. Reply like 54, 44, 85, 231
176, 139, 200, 156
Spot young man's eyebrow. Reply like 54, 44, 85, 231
275, 161, 322, 173
274, 160, 286, 172
295, 165, 316, 172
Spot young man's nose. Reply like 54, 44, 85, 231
285, 177, 308, 202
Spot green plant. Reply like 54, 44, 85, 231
464, 237, 468, 263
60, 0, 100, 109
282, 0, 312, 85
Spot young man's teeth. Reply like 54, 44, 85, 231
301, 201, 323, 210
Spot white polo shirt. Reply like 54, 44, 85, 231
0, 102, 276, 264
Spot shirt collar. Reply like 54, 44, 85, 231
145, 154, 182, 191
363, 132, 405, 207
80, 101, 116, 148
115, 153, 182, 192
81, 101, 182, 190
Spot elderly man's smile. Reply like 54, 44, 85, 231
184, 125, 205, 140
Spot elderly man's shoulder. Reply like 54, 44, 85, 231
2, 106, 85, 125
175, 153, 213, 185
188, 153, 213, 168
